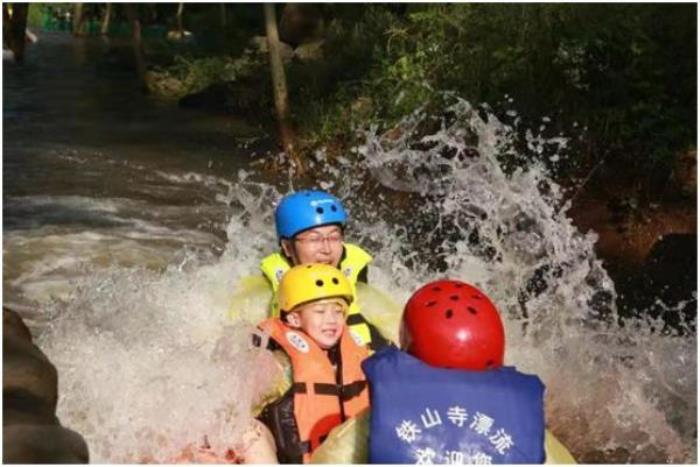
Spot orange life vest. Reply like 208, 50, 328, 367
257, 318, 370, 462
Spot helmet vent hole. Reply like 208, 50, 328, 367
315, 279, 324, 287
472, 295, 481, 299
330, 205, 338, 212
485, 360, 495, 368
455, 284, 463, 288
432, 287, 441, 292
467, 306, 478, 315
306, 265, 313, 268
445, 309, 453, 319
450, 295, 459, 301
332, 277, 339, 285
426, 300, 437, 307
316, 207, 324, 214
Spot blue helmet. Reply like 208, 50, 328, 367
275, 190, 348, 240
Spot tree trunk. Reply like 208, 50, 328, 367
220, 3, 227, 29
264, 3, 301, 172
124, 4, 148, 93
148, 3, 158, 23
100, 3, 112, 36
176, 3, 184, 37
3, 4, 10, 48
7, 3, 28, 64
72, 3, 86, 36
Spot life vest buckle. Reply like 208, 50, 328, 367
251, 329, 271, 350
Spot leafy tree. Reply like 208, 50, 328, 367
297, 3, 695, 199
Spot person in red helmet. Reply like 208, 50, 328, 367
363, 279, 547, 464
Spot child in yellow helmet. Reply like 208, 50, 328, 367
241, 264, 371, 463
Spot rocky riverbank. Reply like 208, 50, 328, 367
3, 309, 89, 463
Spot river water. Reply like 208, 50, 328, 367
4, 32, 696, 463
4, 32, 262, 312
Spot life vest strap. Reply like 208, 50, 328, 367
292, 381, 367, 400
346, 313, 369, 325
300, 435, 327, 454
292, 382, 338, 395
251, 330, 279, 351
340, 380, 367, 400
299, 440, 311, 454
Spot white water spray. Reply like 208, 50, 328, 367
36, 97, 695, 463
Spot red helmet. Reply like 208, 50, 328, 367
401, 280, 505, 370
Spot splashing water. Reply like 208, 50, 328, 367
36, 97, 695, 463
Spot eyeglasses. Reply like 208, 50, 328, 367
294, 232, 344, 248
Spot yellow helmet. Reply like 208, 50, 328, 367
278, 263, 353, 312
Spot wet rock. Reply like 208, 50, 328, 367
582, 447, 631, 463
144, 70, 187, 99
671, 150, 696, 198
4, 425, 89, 464
3, 383, 58, 429
3, 318, 58, 410
278, 41, 296, 64
249, 35, 268, 51
645, 233, 696, 285
640, 234, 696, 327
4, 306, 32, 342
614, 234, 697, 332
4, 389, 59, 426
569, 192, 696, 267
3, 309, 89, 463
249, 35, 294, 63
294, 39, 324, 62
279, 4, 324, 47
350, 96, 373, 118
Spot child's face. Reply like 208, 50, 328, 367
281, 225, 344, 267
286, 298, 348, 349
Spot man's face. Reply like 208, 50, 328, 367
281, 224, 344, 267
286, 298, 348, 349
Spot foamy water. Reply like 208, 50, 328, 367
29, 98, 696, 463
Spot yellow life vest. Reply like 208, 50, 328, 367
259, 244, 374, 347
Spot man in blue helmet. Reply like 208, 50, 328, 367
260, 189, 389, 351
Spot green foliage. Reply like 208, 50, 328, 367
289, 6, 401, 141
148, 50, 265, 100
27, 3, 74, 30
143, 3, 694, 193
172, 55, 248, 93
298, 3, 695, 191
26, 4, 46, 28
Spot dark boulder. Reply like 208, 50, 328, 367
4, 306, 32, 342
4, 389, 60, 427
3, 309, 89, 463
278, 4, 324, 47
3, 331, 59, 410
4, 425, 89, 464
614, 234, 697, 332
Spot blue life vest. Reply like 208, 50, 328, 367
363, 347, 546, 464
